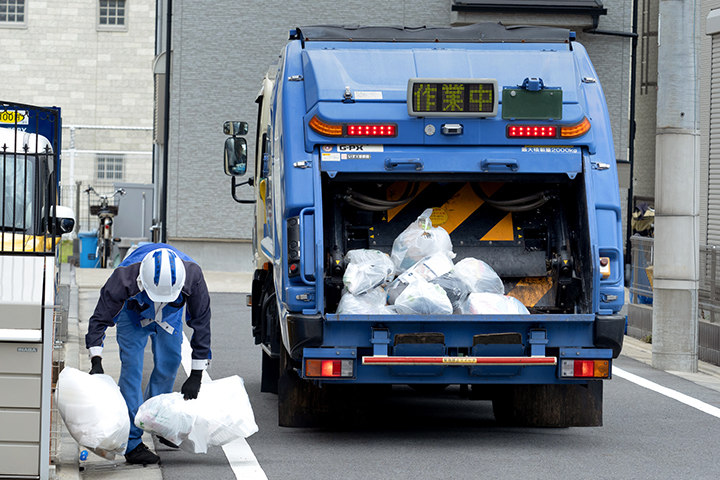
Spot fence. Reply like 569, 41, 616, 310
628, 236, 720, 366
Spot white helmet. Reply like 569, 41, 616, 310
139, 248, 186, 302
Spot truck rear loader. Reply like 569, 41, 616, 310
224, 24, 626, 428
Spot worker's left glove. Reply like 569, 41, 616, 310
89, 356, 104, 375
181, 369, 203, 400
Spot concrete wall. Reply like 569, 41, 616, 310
165, 0, 633, 272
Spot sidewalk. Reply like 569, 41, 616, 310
54, 264, 251, 480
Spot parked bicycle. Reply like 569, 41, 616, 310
85, 186, 126, 268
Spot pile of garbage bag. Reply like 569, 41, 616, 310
55, 367, 130, 460
337, 210, 529, 315
134, 375, 258, 454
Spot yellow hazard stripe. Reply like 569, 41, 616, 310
507, 277, 554, 308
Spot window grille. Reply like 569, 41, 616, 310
98, 0, 127, 31
0, 0, 26, 27
96, 154, 124, 182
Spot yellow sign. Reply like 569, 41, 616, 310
0, 110, 26, 124
442, 357, 475, 364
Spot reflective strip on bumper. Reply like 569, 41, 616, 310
361, 356, 557, 366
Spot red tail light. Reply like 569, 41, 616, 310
305, 359, 354, 378
560, 359, 609, 378
347, 124, 396, 137
507, 125, 557, 138
309, 115, 397, 138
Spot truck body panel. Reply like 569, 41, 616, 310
229, 24, 626, 426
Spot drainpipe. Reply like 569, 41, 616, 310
161, 0, 172, 243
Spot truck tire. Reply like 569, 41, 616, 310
277, 345, 330, 427
277, 346, 370, 428
491, 381, 603, 427
259, 275, 280, 394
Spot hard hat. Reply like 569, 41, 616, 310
139, 248, 186, 302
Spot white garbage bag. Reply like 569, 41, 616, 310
55, 367, 130, 460
391, 209, 454, 273
343, 249, 395, 295
135, 375, 258, 454
461, 292, 530, 315
336, 287, 395, 314
453, 257, 505, 295
393, 277, 453, 315
387, 252, 455, 305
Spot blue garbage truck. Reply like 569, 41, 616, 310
224, 24, 625, 427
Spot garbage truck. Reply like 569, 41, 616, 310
223, 24, 626, 427
1, 102, 75, 477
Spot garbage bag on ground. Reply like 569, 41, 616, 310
135, 375, 258, 454
387, 252, 455, 305
55, 367, 130, 460
461, 292, 530, 315
337, 286, 395, 314
393, 277, 453, 315
453, 257, 505, 295
391, 209, 454, 273
343, 249, 395, 295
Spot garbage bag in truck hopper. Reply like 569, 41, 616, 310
391, 208, 454, 273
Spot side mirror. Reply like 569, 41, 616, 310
223, 121, 249, 136
224, 137, 248, 176
49, 205, 76, 234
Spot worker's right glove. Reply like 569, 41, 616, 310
89, 356, 104, 375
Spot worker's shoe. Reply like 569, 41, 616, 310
157, 436, 179, 449
124, 443, 160, 465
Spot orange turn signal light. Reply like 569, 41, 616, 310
560, 117, 591, 138
309, 115, 343, 137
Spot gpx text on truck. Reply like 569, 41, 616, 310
223, 24, 625, 428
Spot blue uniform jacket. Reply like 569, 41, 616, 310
85, 243, 212, 363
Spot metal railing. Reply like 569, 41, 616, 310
629, 236, 654, 304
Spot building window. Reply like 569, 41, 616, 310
98, 0, 127, 32
96, 155, 124, 182
0, 0, 26, 28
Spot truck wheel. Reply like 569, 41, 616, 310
278, 345, 328, 427
277, 346, 367, 428
491, 381, 603, 427
259, 276, 280, 394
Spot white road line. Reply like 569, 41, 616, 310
613, 366, 720, 419
182, 333, 268, 480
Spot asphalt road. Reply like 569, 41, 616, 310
153, 293, 720, 480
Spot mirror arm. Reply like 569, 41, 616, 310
231, 176, 256, 204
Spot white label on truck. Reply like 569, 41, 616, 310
322, 152, 341, 162
522, 146, 579, 154
354, 91, 383, 100
337, 145, 384, 152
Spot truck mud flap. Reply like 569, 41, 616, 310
594, 314, 625, 358
286, 313, 323, 360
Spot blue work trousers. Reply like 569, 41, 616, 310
116, 311, 183, 453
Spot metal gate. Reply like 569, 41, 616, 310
1, 101, 62, 480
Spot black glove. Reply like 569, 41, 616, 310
181, 369, 203, 399
89, 356, 104, 375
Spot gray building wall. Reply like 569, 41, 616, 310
165, 0, 633, 272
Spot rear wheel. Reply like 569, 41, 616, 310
491, 381, 603, 427
102, 238, 112, 268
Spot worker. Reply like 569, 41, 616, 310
85, 243, 212, 465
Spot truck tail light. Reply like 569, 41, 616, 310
347, 124, 396, 137
309, 115, 397, 137
305, 359, 354, 378
560, 359, 609, 378
507, 125, 557, 138
560, 117, 591, 138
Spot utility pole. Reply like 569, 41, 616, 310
652, 0, 700, 372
